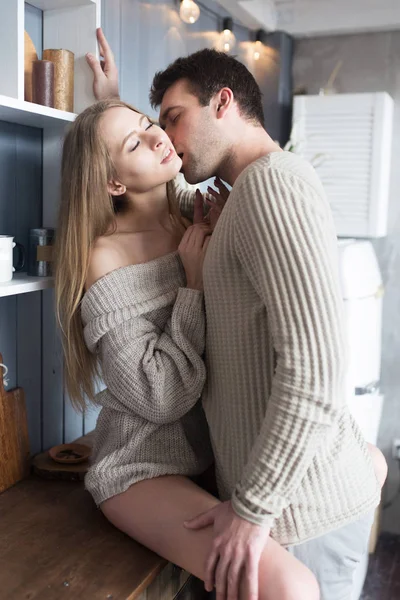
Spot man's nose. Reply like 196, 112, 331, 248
164, 126, 174, 144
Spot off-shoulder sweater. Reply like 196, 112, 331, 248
81, 252, 213, 505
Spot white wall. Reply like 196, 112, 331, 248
275, 0, 400, 37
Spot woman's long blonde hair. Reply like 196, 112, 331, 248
54, 99, 181, 411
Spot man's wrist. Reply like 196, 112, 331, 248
231, 489, 275, 529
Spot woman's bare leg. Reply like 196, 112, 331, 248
101, 475, 319, 600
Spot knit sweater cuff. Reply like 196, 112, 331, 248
231, 488, 275, 529
175, 287, 204, 309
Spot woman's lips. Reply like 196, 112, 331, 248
161, 148, 175, 164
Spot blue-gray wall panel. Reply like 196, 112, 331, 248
42, 289, 64, 449
17, 292, 42, 455
25, 3, 43, 59
0, 122, 17, 237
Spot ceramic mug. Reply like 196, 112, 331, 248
0, 236, 25, 283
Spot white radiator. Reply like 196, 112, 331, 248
292, 92, 393, 238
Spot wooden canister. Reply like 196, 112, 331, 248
42, 48, 74, 112
32, 60, 54, 107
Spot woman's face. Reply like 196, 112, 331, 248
100, 106, 182, 194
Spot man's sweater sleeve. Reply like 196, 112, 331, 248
231, 164, 347, 528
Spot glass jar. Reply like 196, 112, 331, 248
27, 228, 55, 277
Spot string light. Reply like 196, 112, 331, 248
254, 29, 266, 61
221, 17, 236, 53
179, 0, 200, 24
177, 2, 257, 51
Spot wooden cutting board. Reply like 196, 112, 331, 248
0, 353, 30, 493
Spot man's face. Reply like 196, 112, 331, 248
159, 79, 223, 184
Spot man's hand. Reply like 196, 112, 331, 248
184, 500, 270, 600
85, 28, 120, 101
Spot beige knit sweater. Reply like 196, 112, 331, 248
175, 152, 380, 546
81, 252, 213, 505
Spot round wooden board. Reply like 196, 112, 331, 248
32, 448, 91, 481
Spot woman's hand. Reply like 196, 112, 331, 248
178, 178, 228, 290
205, 177, 230, 230
86, 28, 120, 101
178, 223, 211, 291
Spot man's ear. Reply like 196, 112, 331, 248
107, 179, 126, 196
214, 87, 234, 119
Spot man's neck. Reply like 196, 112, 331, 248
218, 126, 282, 186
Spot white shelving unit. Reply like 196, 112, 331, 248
0, 94, 75, 129
0, 273, 53, 298
4, 0, 100, 114
0, 0, 101, 297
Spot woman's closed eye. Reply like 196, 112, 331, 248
130, 122, 154, 152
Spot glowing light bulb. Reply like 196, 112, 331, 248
220, 18, 236, 53
254, 40, 262, 60
179, 0, 200, 24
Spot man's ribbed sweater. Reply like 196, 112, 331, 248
196, 151, 380, 546
81, 253, 213, 505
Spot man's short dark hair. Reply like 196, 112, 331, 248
150, 48, 264, 127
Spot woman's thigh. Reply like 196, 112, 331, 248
101, 475, 318, 600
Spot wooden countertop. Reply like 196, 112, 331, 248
0, 474, 167, 599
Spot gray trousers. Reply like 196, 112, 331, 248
288, 511, 374, 600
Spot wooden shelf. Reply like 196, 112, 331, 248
0, 272, 53, 297
0, 94, 75, 129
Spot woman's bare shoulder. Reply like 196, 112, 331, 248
85, 234, 134, 290
85, 228, 178, 291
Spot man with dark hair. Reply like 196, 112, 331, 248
150, 48, 265, 127
86, 28, 383, 600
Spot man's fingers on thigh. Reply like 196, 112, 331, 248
227, 557, 243, 600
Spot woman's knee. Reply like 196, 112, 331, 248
367, 442, 388, 489
274, 566, 320, 600
258, 541, 320, 600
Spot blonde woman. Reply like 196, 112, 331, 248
55, 99, 321, 600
